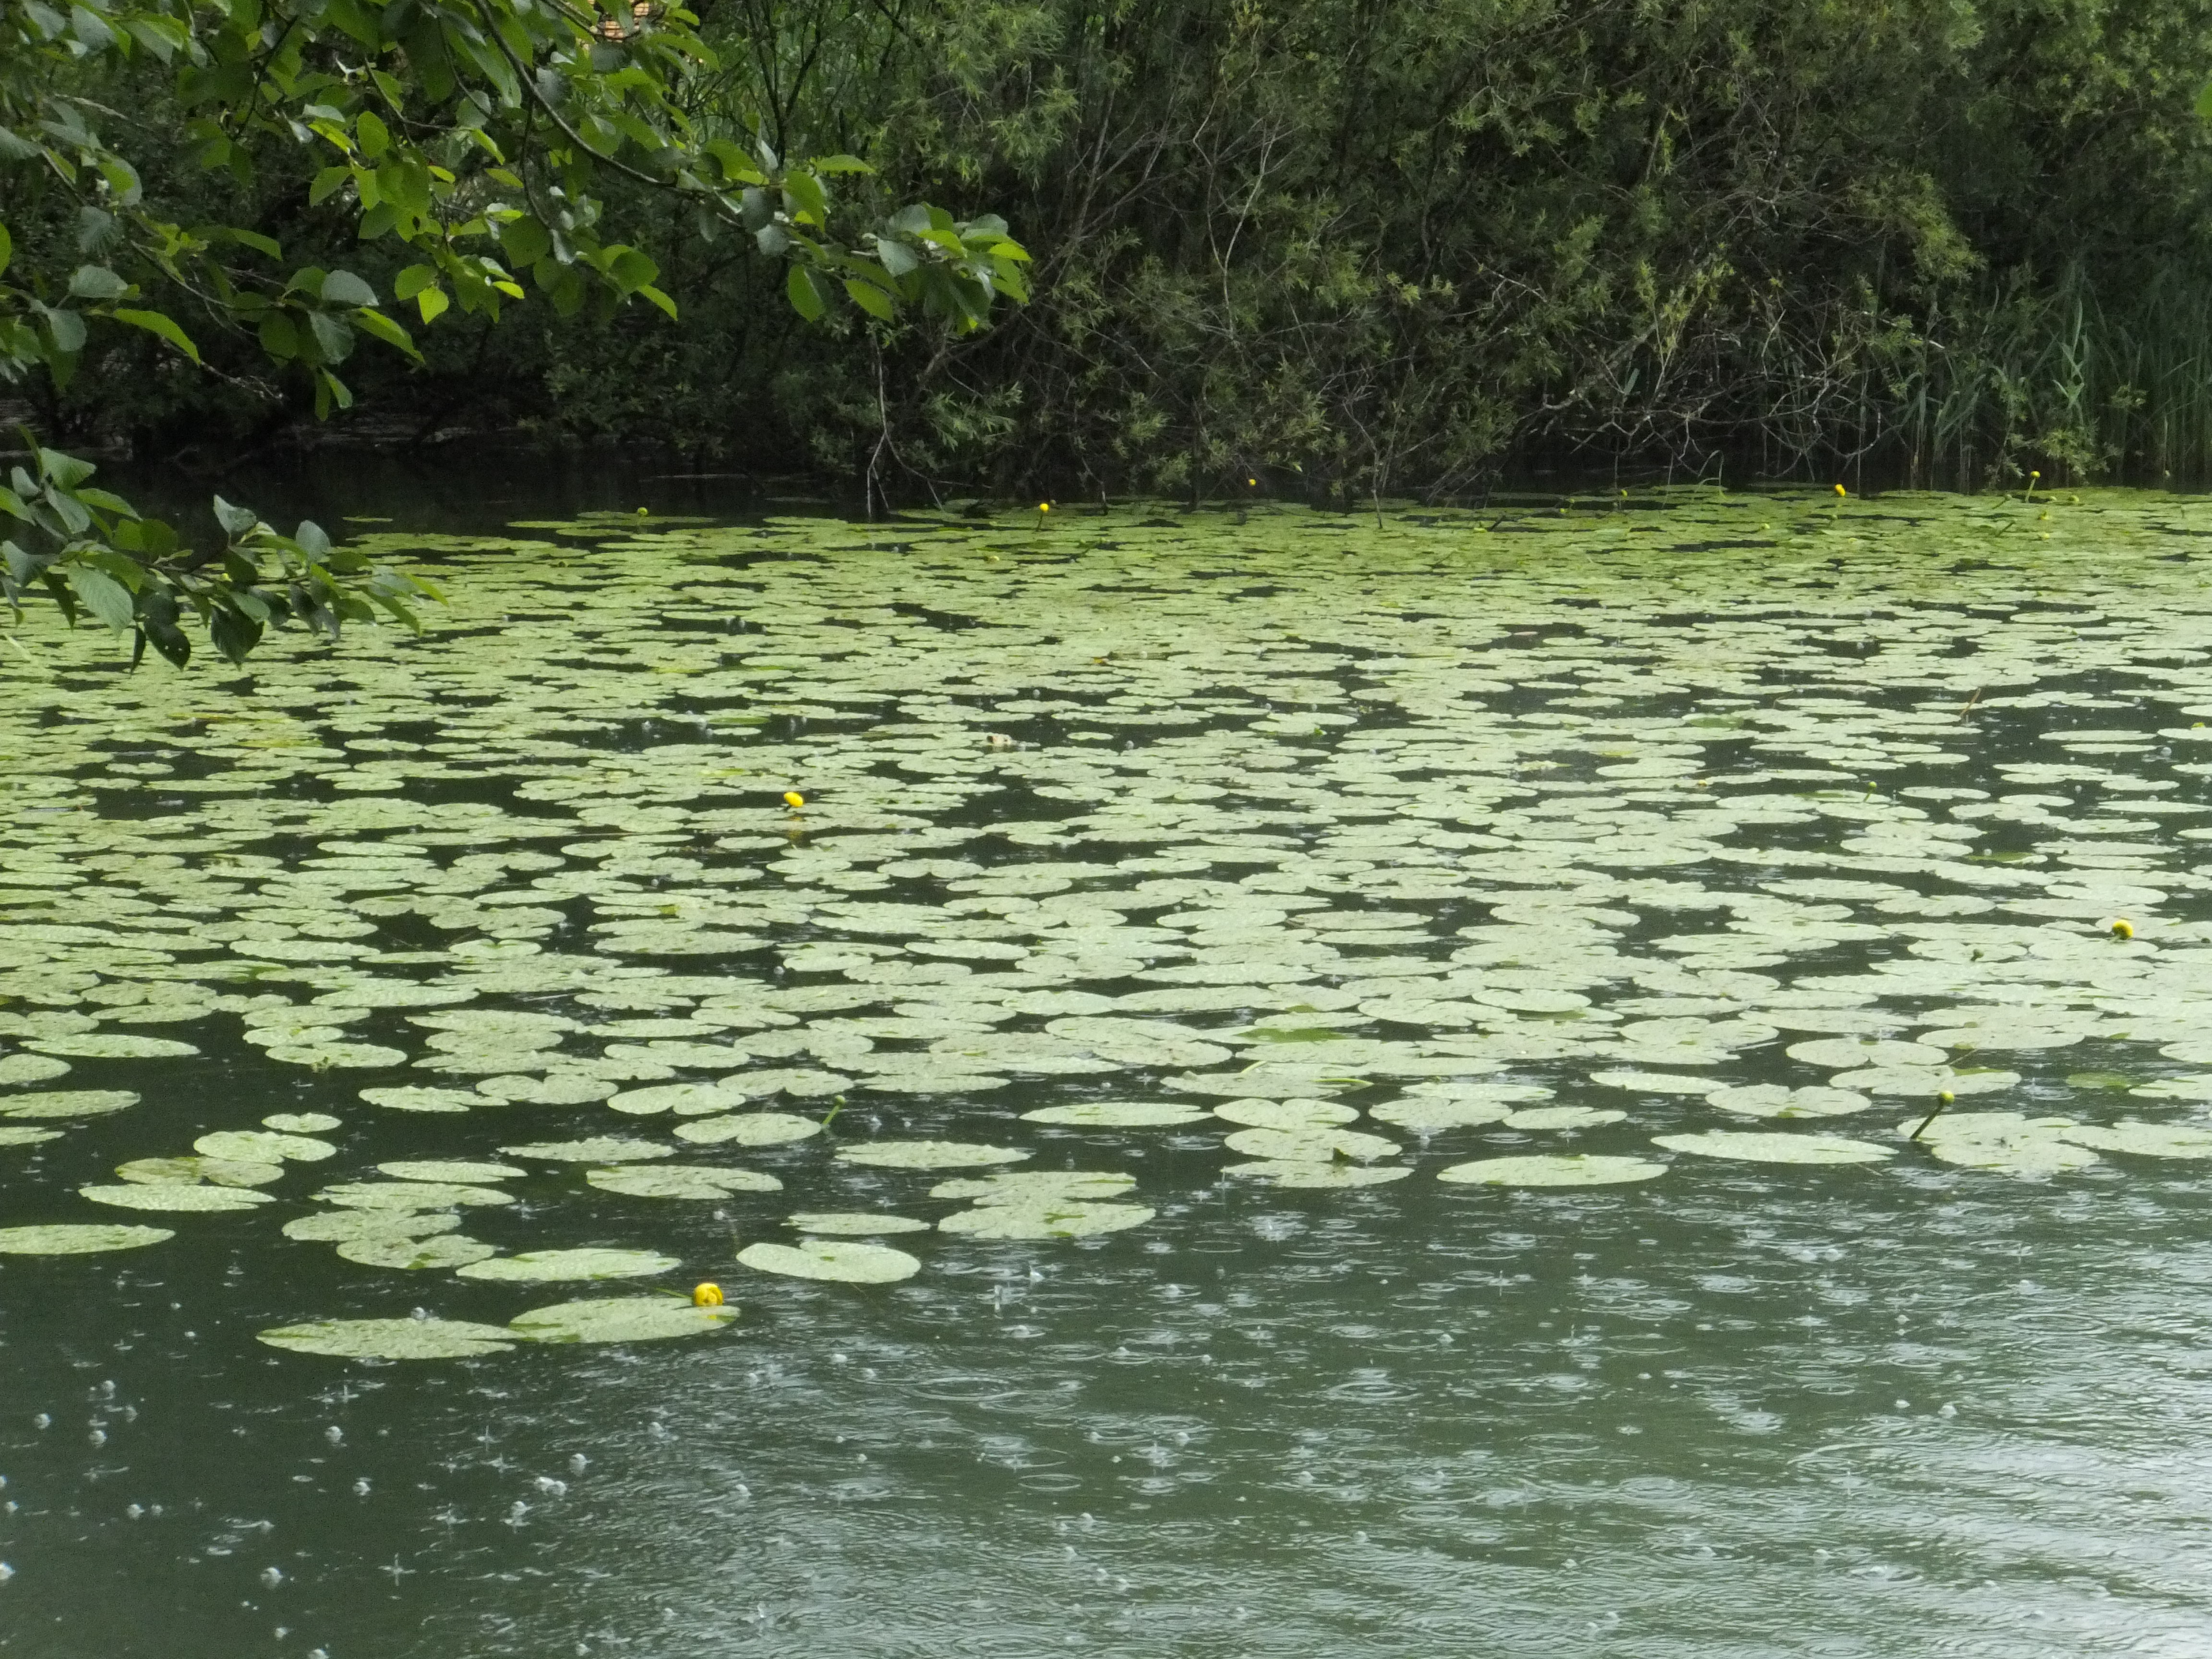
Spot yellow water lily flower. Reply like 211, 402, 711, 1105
693, 1282, 723, 1307
782, 791, 804, 810
2111, 917, 2135, 939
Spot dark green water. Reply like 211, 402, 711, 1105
5, 485, 2212, 1655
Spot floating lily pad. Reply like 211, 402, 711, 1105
509, 1296, 739, 1344
0, 1223, 174, 1254
1367, 1098, 1512, 1130
1021, 1102, 1211, 1128
835, 1140, 1031, 1170
1213, 1100, 1360, 1130
1504, 1106, 1625, 1130
0, 1054, 71, 1085
1221, 1126, 1400, 1162
0, 1125, 60, 1147
257, 1317, 516, 1359
500, 1137, 674, 1163
1437, 1154, 1668, 1187
1224, 1160, 1412, 1188
1705, 1084, 1871, 1119
785, 1212, 932, 1235
608, 1082, 748, 1116
81, 1181, 273, 1212
929, 1170, 1136, 1204
315, 1180, 516, 1211
195, 1129, 337, 1163
457, 1247, 681, 1282
116, 1155, 283, 1188
586, 1165, 783, 1199
2057, 1119, 2212, 1158
1901, 1112, 2100, 1176
283, 1209, 463, 1243
736, 1239, 921, 1283
1589, 1070, 1716, 1094
337, 1233, 498, 1270
27, 1033, 198, 1059
377, 1160, 526, 1183
359, 1086, 481, 1113
670, 1111, 820, 1147
1652, 1130, 1895, 1165
0, 1090, 139, 1119
938, 1201, 1156, 1239
265, 1042, 408, 1069
264, 1112, 344, 1133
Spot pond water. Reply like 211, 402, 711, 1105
7, 485, 2212, 1655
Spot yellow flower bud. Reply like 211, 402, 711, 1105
2111, 917, 2135, 939
782, 791, 804, 810
692, 1282, 724, 1307
1833, 483, 1847, 497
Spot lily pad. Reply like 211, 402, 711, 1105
509, 1296, 739, 1344
1901, 1112, 2100, 1176
2056, 1119, 2212, 1158
736, 1239, 921, 1283
27, 1033, 198, 1059
116, 1155, 283, 1187
283, 1209, 462, 1243
1213, 1100, 1360, 1130
195, 1129, 337, 1163
359, 1086, 481, 1113
1706, 1084, 1871, 1119
1651, 1130, 1895, 1164
500, 1137, 673, 1163
80, 1181, 273, 1212
377, 1160, 526, 1183
0, 1223, 174, 1254
264, 1112, 344, 1133
315, 1180, 517, 1211
607, 1082, 749, 1116
785, 1212, 932, 1235
938, 1201, 1156, 1239
0, 1054, 72, 1084
586, 1165, 783, 1199
929, 1170, 1136, 1204
1021, 1102, 1211, 1128
1368, 1098, 1512, 1130
670, 1111, 821, 1147
257, 1317, 517, 1359
1437, 1154, 1668, 1187
1504, 1106, 1625, 1130
1224, 1160, 1412, 1188
337, 1233, 498, 1271
0, 1090, 139, 1119
1221, 1126, 1400, 1162
0, 1125, 60, 1147
457, 1248, 681, 1282
835, 1140, 1031, 1170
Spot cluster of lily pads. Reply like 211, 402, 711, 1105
6, 488, 2212, 1359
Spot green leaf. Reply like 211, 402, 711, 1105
499, 216, 552, 269
67, 264, 129, 301
208, 601, 263, 664
393, 263, 437, 300
353, 307, 421, 361
787, 263, 827, 322
356, 111, 391, 161
308, 311, 355, 364
64, 564, 135, 630
637, 284, 677, 320
110, 309, 201, 363
212, 495, 259, 538
0, 224, 11, 280
811, 154, 873, 175
310, 165, 352, 205
320, 269, 378, 307
845, 277, 895, 322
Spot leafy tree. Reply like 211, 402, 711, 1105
0, 0, 1030, 665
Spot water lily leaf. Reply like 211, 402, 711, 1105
929, 1170, 1135, 1203
1706, 1084, 1871, 1118
736, 1239, 921, 1283
509, 1296, 738, 1343
1652, 1130, 1894, 1164
499, 1137, 673, 1163
315, 1180, 516, 1210
1437, 1154, 1667, 1187
1221, 1126, 1400, 1162
80, 1181, 273, 1212
264, 1113, 344, 1133
266, 1042, 408, 1068
1787, 1037, 1948, 1070
2056, 1119, 2212, 1158
284, 1209, 462, 1243
1368, 1098, 1512, 1130
360, 1086, 481, 1113
337, 1232, 498, 1270
0, 1125, 60, 1147
457, 1248, 681, 1282
938, 1201, 1155, 1239
377, 1160, 527, 1183
1021, 1102, 1210, 1127
0, 1089, 138, 1119
0, 1055, 72, 1084
586, 1165, 782, 1198
785, 1212, 931, 1235
196, 1129, 337, 1163
117, 1155, 283, 1187
1224, 1160, 1411, 1188
670, 1111, 820, 1147
1589, 1070, 1715, 1094
257, 1317, 516, 1359
835, 1140, 1030, 1170
1901, 1111, 2100, 1175
608, 1082, 749, 1116
1504, 1106, 1624, 1130
1213, 1100, 1359, 1130
0, 1223, 173, 1254
28, 1034, 198, 1058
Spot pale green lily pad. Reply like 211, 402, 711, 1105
1222, 1126, 1400, 1162
835, 1140, 1031, 1170
500, 1137, 674, 1163
930, 1170, 1136, 1203
2056, 1119, 2212, 1158
0, 1125, 60, 1147
0, 1054, 71, 1084
608, 1082, 748, 1116
457, 1247, 681, 1282
195, 1129, 337, 1163
586, 1165, 783, 1198
264, 1112, 344, 1133
377, 1160, 526, 1183
360, 1086, 481, 1113
736, 1239, 921, 1283
80, 1181, 273, 1212
1368, 1098, 1512, 1130
1505, 1106, 1625, 1130
1706, 1084, 1872, 1119
1589, 1070, 1718, 1094
283, 1209, 462, 1243
315, 1179, 517, 1210
1214, 1100, 1360, 1130
1437, 1154, 1668, 1187
1652, 1130, 1895, 1164
1021, 1102, 1210, 1127
117, 1155, 283, 1187
337, 1233, 498, 1270
257, 1317, 516, 1359
27, 1033, 197, 1058
509, 1296, 739, 1343
1902, 1112, 2101, 1176
0, 1223, 173, 1254
938, 1201, 1156, 1239
265, 1042, 408, 1068
785, 1212, 932, 1235
670, 1111, 820, 1147
0, 1090, 139, 1119
1224, 1160, 1412, 1188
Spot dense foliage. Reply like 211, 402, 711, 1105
15, 0, 2212, 520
